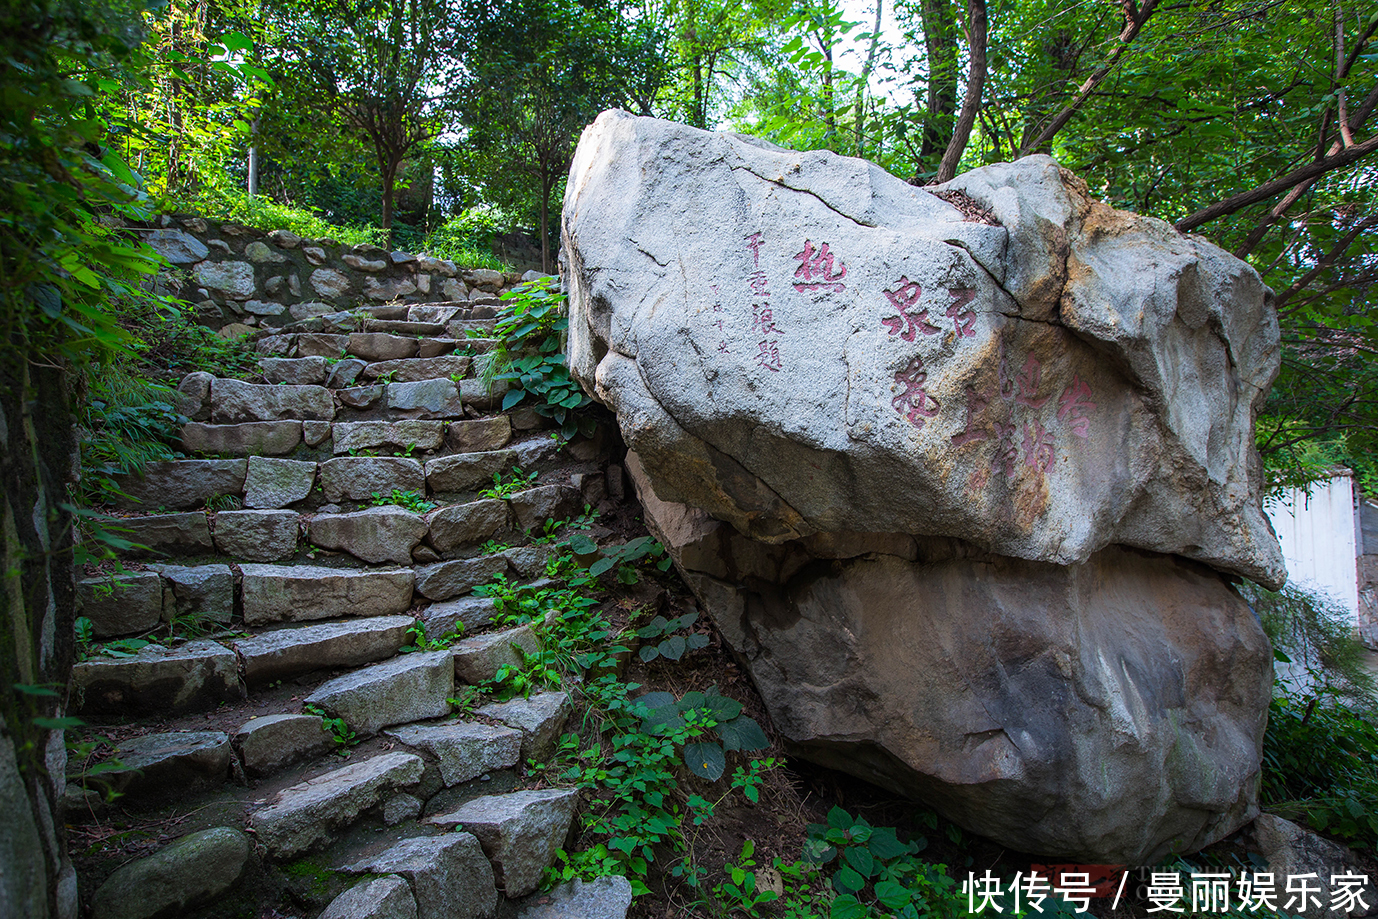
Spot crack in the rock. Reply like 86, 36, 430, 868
730, 162, 878, 229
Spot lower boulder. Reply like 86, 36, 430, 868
633, 460, 1272, 863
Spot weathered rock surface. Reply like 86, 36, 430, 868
211, 378, 334, 423
425, 451, 517, 493
426, 500, 509, 555
347, 834, 497, 919
508, 486, 581, 534
446, 417, 512, 453
320, 875, 418, 919
213, 509, 300, 561
104, 512, 213, 557
320, 457, 425, 502
332, 421, 444, 455
565, 111, 1284, 586
475, 692, 572, 761
233, 616, 414, 683
517, 876, 633, 919
386, 720, 521, 785
240, 564, 414, 625
566, 112, 1283, 862
422, 596, 497, 639
364, 356, 470, 383
247, 752, 424, 857
90, 827, 250, 919
1252, 814, 1367, 919
101, 731, 232, 798
304, 651, 453, 734
386, 379, 465, 418
429, 788, 579, 896
77, 572, 164, 637
244, 456, 317, 508
349, 332, 418, 361
110, 459, 246, 510
260, 356, 329, 385
182, 420, 303, 455
451, 626, 539, 684
150, 563, 234, 624
72, 641, 245, 715
308, 506, 428, 565
414, 556, 508, 601
233, 713, 334, 776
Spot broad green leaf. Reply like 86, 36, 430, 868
683, 741, 725, 780
717, 715, 769, 752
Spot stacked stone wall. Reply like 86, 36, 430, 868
136, 216, 528, 332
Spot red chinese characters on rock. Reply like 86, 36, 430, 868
950, 345, 1100, 483
746, 232, 782, 371
892, 356, 940, 429
945, 288, 977, 338
881, 277, 941, 341
792, 240, 847, 293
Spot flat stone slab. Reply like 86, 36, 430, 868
348, 332, 418, 362
211, 378, 335, 423
508, 486, 582, 534
425, 451, 518, 494
109, 459, 246, 510
103, 512, 213, 557
297, 332, 350, 357
99, 731, 232, 799
452, 626, 539, 685
304, 651, 453, 735
517, 876, 633, 919
363, 356, 471, 383
385, 720, 521, 786
261, 356, 329, 385
73, 641, 245, 715
308, 506, 428, 565
149, 563, 234, 625
332, 421, 444, 455
234, 616, 415, 684
386, 380, 465, 418
446, 417, 512, 453
347, 833, 497, 919
421, 597, 497, 640
414, 556, 508, 601
247, 751, 424, 858
474, 692, 572, 761
90, 827, 251, 919
244, 456, 317, 509
240, 564, 415, 625
182, 421, 303, 456
77, 572, 164, 638
213, 509, 300, 561
319, 457, 425, 503
320, 875, 418, 919
426, 501, 509, 556
234, 714, 335, 777
428, 788, 579, 896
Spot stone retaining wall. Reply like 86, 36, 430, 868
137, 216, 529, 332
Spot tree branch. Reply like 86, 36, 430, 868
1274, 214, 1378, 313
1177, 131, 1378, 232
935, 0, 986, 183
1017, 0, 1158, 157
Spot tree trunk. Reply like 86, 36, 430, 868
935, 0, 987, 183
247, 114, 260, 196
918, 0, 959, 171
539, 169, 554, 274
381, 154, 400, 246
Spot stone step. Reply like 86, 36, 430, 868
246, 751, 425, 858
358, 355, 471, 384
210, 378, 336, 423
110, 459, 246, 510
240, 564, 415, 625
308, 506, 429, 565
95, 512, 214, 557
446, 318, 497, 338
344, 833, 497, 919
426, 787, 579, 897
303, 650, 454, 735
233, 713, 335, 777
473, 692, 572, 762
451, 625, 540, 684
89, 827, 252, 919
84, 731, 232, 801
233, 616, 416, 684
517, 877, 633, 919
358, 319, 446, 336
72, 640, 245, 716
384, 719, 522, 786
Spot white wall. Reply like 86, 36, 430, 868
1264, 474, 1359, 625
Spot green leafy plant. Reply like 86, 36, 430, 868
634, 609, 710, 663
478, 466, 538, 499
370, 489, 437, 513
96, 638, 151, 660
74, 616, 95, 662
803, 807, 965, 919
635, 687, 770, 781
487, 278, 596, 439
480, 538, 512, 554
400, 620, 462, 652
568, 533, 673, 585
304, 704, 358, 754
713, 840, 781, 914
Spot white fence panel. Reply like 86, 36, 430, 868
1264, 474, 1359, 626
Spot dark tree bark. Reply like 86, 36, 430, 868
935, 0, 986, 183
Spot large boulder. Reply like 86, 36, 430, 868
563, 112, 1283, 863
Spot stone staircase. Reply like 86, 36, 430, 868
68, 293, 633, 919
